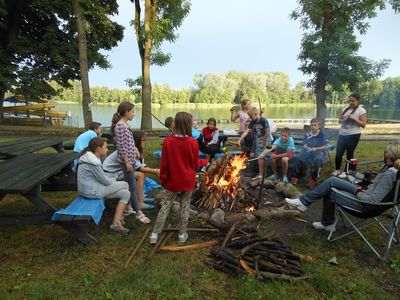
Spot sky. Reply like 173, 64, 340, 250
89, 0, 400, 90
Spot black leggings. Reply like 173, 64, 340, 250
335, 134, 361, 171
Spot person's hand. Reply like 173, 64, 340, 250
303, 144, 308, 149
249, 152, 255, 158
155, 169, 160, 176
125, 163, 133, 173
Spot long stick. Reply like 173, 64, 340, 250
125, 228, 150, 268
145, 108, 171, 131
159, 240, 218, 251
257, 160, 266, 209
220, 223, 238, 250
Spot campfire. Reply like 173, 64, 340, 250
196, 155, 257, 211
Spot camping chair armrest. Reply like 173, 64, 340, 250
331, 188, 395, 207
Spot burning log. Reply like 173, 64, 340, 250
196, 155, 249, 211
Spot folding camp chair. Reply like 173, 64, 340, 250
327, 172, 400, 261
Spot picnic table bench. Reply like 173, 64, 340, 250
0, 153, 98, 245
0, 137, 64, 159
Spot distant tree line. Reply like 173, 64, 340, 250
52, 73, 400, 108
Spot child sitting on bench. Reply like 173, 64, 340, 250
77, 137, 131, 234
258, 127, 296, 184
300, 118, 328, 187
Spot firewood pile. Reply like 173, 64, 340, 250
195, 155, 253, 211
207, 225, 311, 281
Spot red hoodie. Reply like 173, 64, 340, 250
160, 135, 199, 192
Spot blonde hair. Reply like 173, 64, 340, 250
248, 107, 259, 116
385, 142, 400, 164
394, 159, 400, 170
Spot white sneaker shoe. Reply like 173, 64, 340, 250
332, 170, 341, 176
312, 221, 336, 232
285, 198, 307, 212
338, 172, 347, 179
178, 232, 188, 243
252, 175, 262, 180
149, 232, 159, 244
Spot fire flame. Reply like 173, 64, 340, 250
208, 155, 247, 198
245, 206, 255, 212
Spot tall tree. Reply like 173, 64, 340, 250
291, 0, 390, 127
0, 0, 123, 121
72, 0, 93, 128
131, 0, 190, 130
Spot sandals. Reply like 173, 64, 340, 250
110, 223, 129, 234
136, 213, 151, 224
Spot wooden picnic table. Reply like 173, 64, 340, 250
0, 137, 64, 159
0, 153, 97, 245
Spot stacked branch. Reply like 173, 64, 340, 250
208, 228, 309, 281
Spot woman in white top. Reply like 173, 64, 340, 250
333, 93, 367, 177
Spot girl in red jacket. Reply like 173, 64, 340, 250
150, 112, 199, 244
201, 117, 221, 160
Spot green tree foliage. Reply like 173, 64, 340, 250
0, 0, 123, 117
291, 0, 391, 127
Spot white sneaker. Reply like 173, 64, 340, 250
338, 172, 347, 179
149, 232, 158, 244
312, 221, 336, 232
332, 170, 341, 176
285, 198, 307, 212
178, 232, 188, 243
252, 175, 262, 180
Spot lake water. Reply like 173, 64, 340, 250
57, 103, 399, 129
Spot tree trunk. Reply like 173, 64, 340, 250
0, 90, 4, 119
72, 0, 93, 129
315, 67, 328, 129
140, 0, 155, 130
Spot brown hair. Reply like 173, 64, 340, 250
133, 131, 146, 162
241, 99, 250, 109
76, 137, 107, 176
310, 118, 320, 125
164, 117, 174, 130
281, 127, 291, 135
207, 117, 217, 125
111, 101, 134, 136
88, 122, 102, 131
174, 112, 192, 136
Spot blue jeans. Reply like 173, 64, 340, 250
300, 177, 362, 225
335, 134, 361, 171
120, 163, 140, 213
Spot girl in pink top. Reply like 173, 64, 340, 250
230, 99, 251, 134
111, 101, 150, 224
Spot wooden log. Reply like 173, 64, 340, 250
124, 228, 150, 268
293, 252, 315, 262
239, 259, 255, 276
159, 240, 218, 251
220, 223, 238, 250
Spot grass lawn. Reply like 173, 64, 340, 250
1, 136, 400, 299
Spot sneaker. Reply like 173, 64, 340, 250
144, 197, 155, 203
110, 223, 129, 234
332, 170, 341, 176
312, 221, 336, 232
149, 232, 159, 244
282, 176, 289, 184
178, 232, 188, 243
252, 175, 262, 180
285, 198, 307, 212
141, 203, 154, 210
338, 172, 347, 179
267, 174, 278, 180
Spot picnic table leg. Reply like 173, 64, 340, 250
24, 188, 98, 245
53, 142, 64, 153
